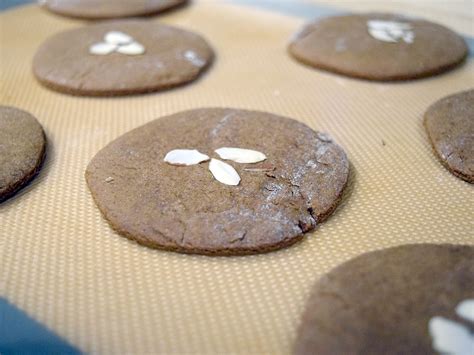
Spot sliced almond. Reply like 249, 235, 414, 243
89, 42, 118, 55
104, 31, 133, 45
215, 147, 266, 164
367, 20, 414, 43
117, 42, 145, 55
428, 316, 474, 355
209, 158, 241, 186
164, 149, 209, 166
456, 299, 474, 322
368, 28, 397, 42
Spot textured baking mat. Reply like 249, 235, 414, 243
1, 1, 473, 354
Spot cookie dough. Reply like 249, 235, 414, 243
0, 106, 47, 203
86, 108, 350, 255
288, 13, 468, 81
33, 20, 214, 96
40, 0, 187, 20
294, 244, 474, 355
424, 89, 474, 183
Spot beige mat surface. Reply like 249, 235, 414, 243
1, 1, 473, 353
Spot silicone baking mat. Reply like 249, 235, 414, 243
1, 1, 473, 353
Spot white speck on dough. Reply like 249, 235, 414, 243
335, 38, 347, 52
184, 50, 205, 67
210, 113, 236, 138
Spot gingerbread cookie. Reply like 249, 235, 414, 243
40, 0, 187, 20
289, 13, 467, 81
33, 20, 214, 96
86, 108, 350, 255
294, 244, 474, 355
424, 89, 473, 183
0, 106, 47, 203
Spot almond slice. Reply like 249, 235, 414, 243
429, 316, 474, 355
367, 20, 412, 31
164, 149, 209, 166
89, 42, 118, 55
368, 28, 398, 43
367, 20, 414, 43
456, 299, 474, 322
104, 31, 133, 45
117, 42, 145, 55
215, 147, 266, 164
209, 158, 240, 186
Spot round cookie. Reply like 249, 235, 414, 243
85, 108, 350, 255
33, 20, 214, 96
39, 0, 187, 20
294, 244, 474, 355
0, 106, 47, 203
288, 13, 468, 81
424, 89, 473, 183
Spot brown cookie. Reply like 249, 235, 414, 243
40, 0, 187, 20
0, 106, 47, 203
85, 108, 350, 255
424, 90, 474, 183
288, 13, 467, 81
33, 20, 214, 96
294, 244, 474, 355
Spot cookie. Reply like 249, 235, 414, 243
0, 106, 47, 203
33, 20, 214, 96
288, 13, 468, 81
40, 0, 187, 20
294, 244, 474, 355
424, 90, 474, 183
86, 108, 350, 255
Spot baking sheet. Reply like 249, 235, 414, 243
0, 1, 473, 353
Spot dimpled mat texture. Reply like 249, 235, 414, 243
1, 1, 473, 353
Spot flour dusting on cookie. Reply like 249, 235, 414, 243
184, 50, 206, 67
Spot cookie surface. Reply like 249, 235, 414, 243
294, 244, 474, 355
0, 106, 46, 203
288, 13, 467, 81
86, 108, 350, 255
40, 0, 187, 20
424, 90, 474, 183
33, 20, 214, 96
